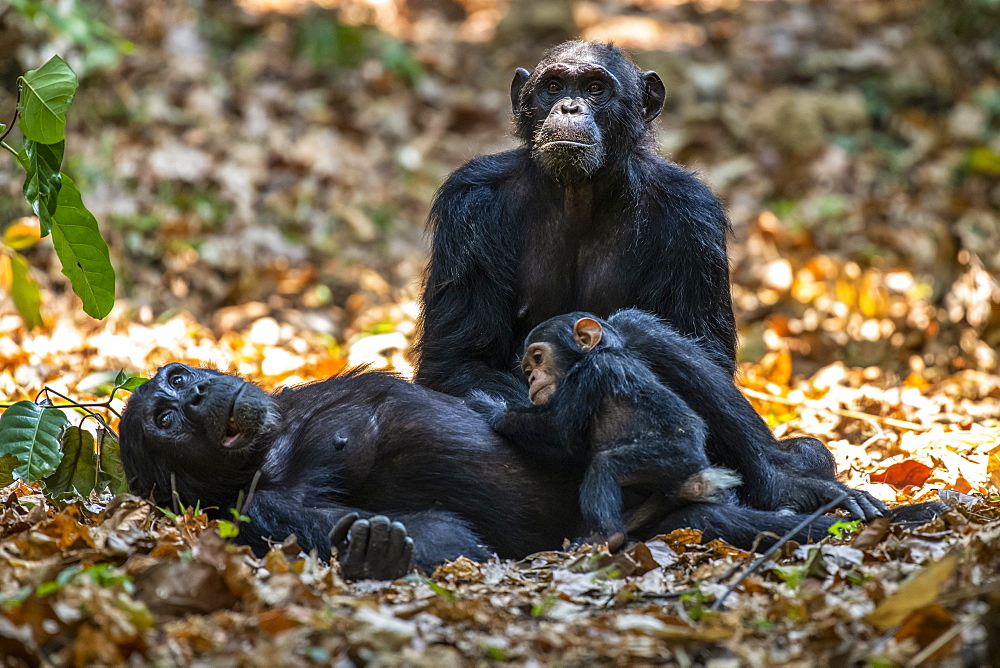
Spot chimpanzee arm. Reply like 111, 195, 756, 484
414, 156, 529, 405
645, 163, 737, 376
608, 309, 884, 519
480, 350, 663, 466
242, 490, 491, 579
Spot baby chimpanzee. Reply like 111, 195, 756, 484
470, 313, 739, 548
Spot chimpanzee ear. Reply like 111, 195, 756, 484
573, 318, 603, 351
640, 71, 665, 123
511, 68, 531, 114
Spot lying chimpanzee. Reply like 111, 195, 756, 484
120, 363, 873, 580
469, 313, 741, 548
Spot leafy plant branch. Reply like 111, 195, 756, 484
1, 54, 116, 327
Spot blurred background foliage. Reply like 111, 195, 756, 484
1, 0, 999, 382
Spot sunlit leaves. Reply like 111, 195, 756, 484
3, 216, 42, 250
17, 55, 78, 145
9, 252, 43, 330
51, 174, 116, 319
0, 401, 69, 481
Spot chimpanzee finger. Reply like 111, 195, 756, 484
853, 492, 886, 521
387, 521, 409, 562
329, 512, 360, 548
400, 537, 414, 574
365, 516, 396, 579
342, 518, 371, 578
841, 496, 866, 520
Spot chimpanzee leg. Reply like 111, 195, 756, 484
579, 452, 628, 540
639, 502, 839, 551
582, 437, 711, 541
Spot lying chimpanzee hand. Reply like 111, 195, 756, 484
329, 513, 414, 581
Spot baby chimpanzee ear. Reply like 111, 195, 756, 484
573, 317, 603, 351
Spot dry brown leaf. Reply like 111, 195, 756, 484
864, 554, 958, 631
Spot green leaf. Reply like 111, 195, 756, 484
43, 426, 97, 498
217, 520, 240, 538
0, 401, 68, 481
97, 430, 129, 494
17, 55, 78, 145
50, 174, 115, 319
21, 139, 64, 237
113, 371, 148, 393
10, 252, 43, 331
0, 453, 19, 487
119, 376, 148, 392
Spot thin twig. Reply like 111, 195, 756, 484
906, 618, 974, 667
170, 473, 180, 516
741, 386, 932, 432
710, 491, 849, 611
0, 83, 19, 145
240, 470, 262, 517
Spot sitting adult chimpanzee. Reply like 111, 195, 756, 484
414, 40, 736, 404
411, 41, 843, 514
470, 313, 740, 548
120, 364, 865, 580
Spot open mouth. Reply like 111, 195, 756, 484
220, 385, 246, 448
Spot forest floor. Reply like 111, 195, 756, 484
1, 0, 999, 664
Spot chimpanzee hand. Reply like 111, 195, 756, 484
465, 390, 507, 422
775, 475, 887, 522
329, 513, 414, 580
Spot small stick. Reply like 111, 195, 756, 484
710, 491, 849, 611
0, 85, 20, 145
741, 387, 931, 432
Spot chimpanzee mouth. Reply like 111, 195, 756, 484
540, 139, 598, 150
220, 385, 246, 449
222, 415, 241, 448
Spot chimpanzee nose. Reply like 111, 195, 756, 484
187, 380, 211, 407
558, 98, 581, 114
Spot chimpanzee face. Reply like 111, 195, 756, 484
119, 364, 279, 504
510, 42, 666, 184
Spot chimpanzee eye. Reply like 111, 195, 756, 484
586, 81, 604, 94
169, 372, 185, 388
546, 80, 562, 94
532, 351, 543, 364
157, 412, 172, 429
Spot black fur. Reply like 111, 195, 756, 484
414, 41, 736, 403
471, 312, 725, 543
120, 364, 580, 578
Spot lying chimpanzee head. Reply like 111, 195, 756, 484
119, 363, 278, 507
521, 312, 625, 405
510, 41, 666, 184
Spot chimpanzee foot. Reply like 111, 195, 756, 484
329, 513, 414, 580
777, 477, 887, 522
